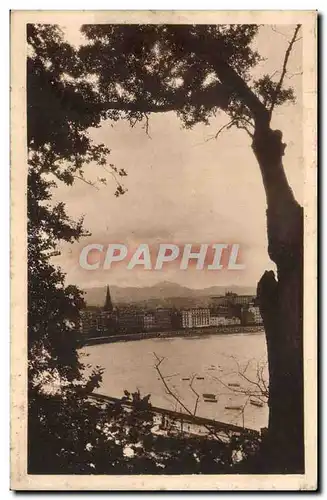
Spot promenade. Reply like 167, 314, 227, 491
81, 325, 264, 346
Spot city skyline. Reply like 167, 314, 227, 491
79, 283, 262, 341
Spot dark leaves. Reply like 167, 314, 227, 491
253, 74, 295, 108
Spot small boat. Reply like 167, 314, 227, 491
225, 405, 242, 410
228, 382, 240, 388
250, 398, 264, 408
203, 393, 216, 399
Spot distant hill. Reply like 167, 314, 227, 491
82, 281, 256, 308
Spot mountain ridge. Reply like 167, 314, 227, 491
82, 281, 257, 307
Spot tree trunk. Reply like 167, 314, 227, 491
253, 127, 304, 473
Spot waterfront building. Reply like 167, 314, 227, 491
80, 309, 117, 338
226, 316, 241, 325
209, 316, 241, 326
97, 310, 117, 333
181, 310, 192, 328
80, 284, 117, 338
80, 309, 102, 338
143, 312, 156, 331
209, 316, 227, 326
181, 308, 210, 328
170, 308, 183, 330
117, 307, 144, 333
248, 305, 263, 325
153, 308, 172, 331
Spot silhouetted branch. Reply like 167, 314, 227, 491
204, 119, 236, 142
153, 352, 223, 441
73, 175, 99, 190
143, 113, 152, 138
270, 26, 289, 39
189, 374, 200, 416
286, 71, 303, 80
269, 24, 301, 118
210, 356, 268, 405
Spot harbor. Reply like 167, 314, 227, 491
81, 331, 269, 431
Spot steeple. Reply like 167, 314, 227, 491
104, 285, 113, 312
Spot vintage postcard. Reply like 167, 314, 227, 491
10, 10, 317, 490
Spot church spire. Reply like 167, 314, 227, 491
104, 285, 113, 311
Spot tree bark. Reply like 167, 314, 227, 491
208, 47, 304, 471
253, 127, 304, 473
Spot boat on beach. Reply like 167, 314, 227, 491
202, 392, 217, 403
250, 398, 264, 408
203, 393, 216, 399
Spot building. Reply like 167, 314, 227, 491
117, 307, 144, 333
181, 308, 210, 329
80, 309, 117, 338
225, 316, 241, 325
181, 310, 192, 328
211, 292, 254, 307
103, 285, 113, 312
209, 316, 227, 326
209, 304, 229, 318
248, 305, 263, 325
143, 312, 156, 331
170, 308, 183, 330
80, 310, 100, 338
209, 316, 241, 326
80, 284, 117, 338
232, 295, 254, 306
142, 308, 173, 332
97, 310, 117, 333
153, 308, 172, 331
99, 284, 116, 333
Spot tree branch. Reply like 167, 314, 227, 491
73, 175, 99, 190
189, 374, 200, 416
153, 352, 222, 441
208, 56, 270, 127
269, 24, 301, 118
100, 83, 228, 116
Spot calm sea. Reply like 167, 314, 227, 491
81, 331, 268, 431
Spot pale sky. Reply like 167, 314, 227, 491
51, 24, 303, 289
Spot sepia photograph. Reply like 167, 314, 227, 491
10, 10, 317, 490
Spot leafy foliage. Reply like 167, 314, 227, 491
253, 74, 295, 108
27, 24, 116, 470
29, 387, 262, 474
77, 24, 296, 133
27, 24, 127, 193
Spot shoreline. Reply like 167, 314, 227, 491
81, 325, 264, 347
